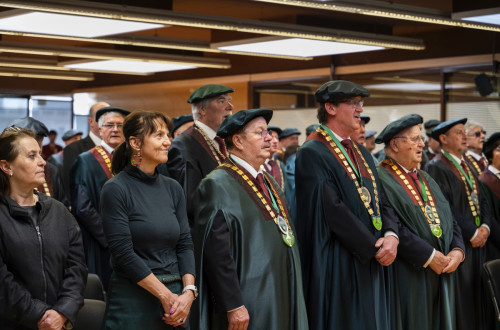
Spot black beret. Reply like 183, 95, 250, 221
375, 114, 423, 144
172, 114, 193, 135
279, 128, 301, 139
360, 114, 370, 124
483, 132, 500, 155
431, 118, 467, 141
10, 117, 49, 137
62, 129, 83, 141
268, 126, 282, 136
315, 80, 370, 103
217, 109, 273, 139
95, 106, 131, 122
366, 130, 377, 139
187, 84, 234, 104
306, 124, 319, 136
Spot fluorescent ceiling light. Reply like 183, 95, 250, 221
216, 38, 384, 57
365, 82, 469, 91
0, 9, 163, 38
452, 8, 500, 26
462, 14, 500, 25
64, 60, 196, 74
0, 67, 93, 81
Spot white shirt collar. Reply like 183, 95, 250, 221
332, 130, 350, 143
488, 165, 500, 175
466, 150, 482, 161
89, 131, 101, 147
195, 120, 217, 141
397, 162, 416, 174
100, 141, 114, 155
444, 150, 463, 164
230, 154, 262, 179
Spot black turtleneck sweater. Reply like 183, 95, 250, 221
100, 165, 195, 283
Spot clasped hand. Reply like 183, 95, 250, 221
162, 291, 194, 327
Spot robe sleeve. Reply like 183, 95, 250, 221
203, 210, 244, 312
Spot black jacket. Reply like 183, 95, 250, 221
0, 192, 87, 329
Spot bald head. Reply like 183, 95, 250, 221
89, 102, 110, 137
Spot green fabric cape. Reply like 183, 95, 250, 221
377, 164, 455, 330
191, 165, 308, 330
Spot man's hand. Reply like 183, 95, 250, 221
375, 235, 398, 266
428, 250, 450, 275
442, 249, 464, 273
471, 226, 489, 248
227, 305, 249, 330
37, 309, 67, 330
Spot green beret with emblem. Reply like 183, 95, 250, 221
187, 84, 234, 104
315, 80, 370, 103
375, 114, 423, 144
217, 109, 273, 139
430, 118, 467, 141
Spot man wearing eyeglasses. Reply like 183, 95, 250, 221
167, 84, 234, 227
70, 106, 130, 290
295, 80, 399, 330
376, 114, 465, 330
424, 118, 493, 330
192, 109, 308, 330
465, 120, 489, 176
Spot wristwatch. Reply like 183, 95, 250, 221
182, 285, 198, 300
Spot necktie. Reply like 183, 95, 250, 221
460, 161, 469, 175
256, 173, 271, 201
268, 159, 276, 175
341, 139, 357, 163
479, 157, 487, 170
408, 171, 422, 195
214, 136, 227, 158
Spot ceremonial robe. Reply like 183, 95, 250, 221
192, 161, 308, 330
167, 125, 220, 226
425, 153, 492, 330
62, 135, 95, 198
377, 162, 464, 330
295, 130, 398, 330
70, 147, 112, 289
479, 170, 500, 260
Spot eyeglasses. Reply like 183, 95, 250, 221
101, 123, 123, 129
394, 135, 425, 145
340, 99, 364, 108
468, 130, 486, 138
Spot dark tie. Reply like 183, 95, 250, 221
214, 136, 227, 158
460, 161, 469, 175
341, 139, 357, 163
479, 157, 487, 170
408, 171, 422, 195
256, 173, 271, 201
268, 159, 276, 175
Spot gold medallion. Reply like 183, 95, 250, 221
360, 186, 371, 205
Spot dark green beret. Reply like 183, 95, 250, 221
217, 108, 273, 139
430, 118, 467, 141
10, 117, 49, 137
366, 130, 377, 139
361, 114, 370, 124
279, 128, 301, 140
187, 84, 234, 104
96, 106, 131, 122
483, 132, 500, 155
268, 126, 282, 136
172, 114, 193, 134
424, 119, 441, 137
315, 80, 370, 103
62, 129, 83, 141
375, 114, 423, 144
306, 124, 319, 136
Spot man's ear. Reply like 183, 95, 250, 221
324, 102, 337, 116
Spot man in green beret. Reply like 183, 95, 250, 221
275, 127, 301, 162
70, 106, 130, 290
263, 126, 289, 194
420, 119, 441, 168
376, 114, 465, 330
191, 109, 307, 330
295, 80, 399, 330
424, 118, 493, 330
167, 84, 234, 227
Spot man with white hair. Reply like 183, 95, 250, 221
167, 84, 234, 227
465, 120, 488, 176
70, 106, 130, 290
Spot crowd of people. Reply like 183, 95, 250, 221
0, 79, 499, 330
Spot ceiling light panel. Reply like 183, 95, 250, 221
64, 60, 196, 74
216, 38, 384, 57
365, 82, 470, 91
0, 9, 163, 37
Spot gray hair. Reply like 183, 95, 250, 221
98, 111, 126, 127
191, 98, 213, 120
465, 120, 482, 134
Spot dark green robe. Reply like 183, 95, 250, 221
191, 162, 308, 330
296, 131, 397, 330
377, 163, 458, 330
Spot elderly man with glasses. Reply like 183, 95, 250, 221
465, 120, 488, 175
376, 114, 465, 330
70, 106, 130, 290
295, 80, 400, 330
191, 109, 307, 330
